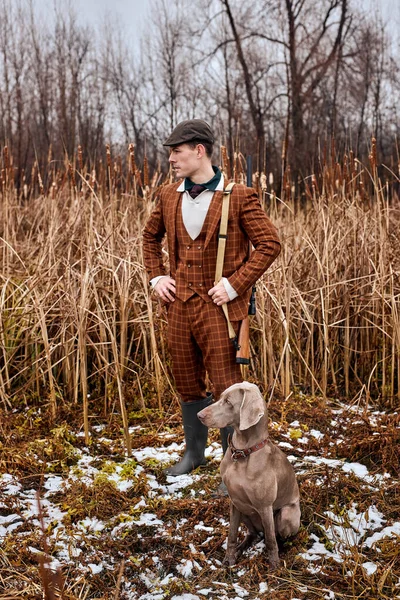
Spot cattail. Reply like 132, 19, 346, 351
282, 169, 287, 192
233, 152, 240, 182
343, 155, 348, 182
260, 172, 267, 191
285, 165, 292, 194
38, 170, 44, 195
106, 144, 112, 169
322, 143, 327, 168
78, 145, 83, 172
51, 181, 56, 200
359, 179, 365, 200
335, 162, 342, 187
143, 155, 149, 187
129, 143, 136, 175
31, 161, 37, 185
3, 146, 9, 171
331, 137, 336, 165
68, 162, 76, 188
369, 137, 377, 171
281, 138, 287, 161
135, 170, 143, 188
221, 145, 231, 179
349, 150, 355, 172
312, 174, 317, 189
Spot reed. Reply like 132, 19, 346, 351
0, 141, 399, 444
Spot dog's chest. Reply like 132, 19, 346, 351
221, 454, 277, 510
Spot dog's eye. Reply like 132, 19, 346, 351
224, 398, 232, 407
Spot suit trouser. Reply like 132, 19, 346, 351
167, 295, 243, 402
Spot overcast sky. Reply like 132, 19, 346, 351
34, 0, 151, 52
34, 0, 400, 50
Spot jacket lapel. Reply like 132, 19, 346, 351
165, 184, 182, 271
204, 190, 223, 249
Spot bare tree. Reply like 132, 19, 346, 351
0, 0, 398, 186
282, 0, 348, 173
221, 0, 266, 149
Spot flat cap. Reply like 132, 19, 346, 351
163, 119, 215, 146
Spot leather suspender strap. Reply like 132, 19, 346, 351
215, 182, 237, 345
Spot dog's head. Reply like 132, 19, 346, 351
198, 382, 266, 430
224, 382, 266, 430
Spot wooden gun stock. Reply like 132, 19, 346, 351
236, 316, 250, 365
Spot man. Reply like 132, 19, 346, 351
142, 119, 280, 477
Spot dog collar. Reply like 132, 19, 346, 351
228, 435, 269, 462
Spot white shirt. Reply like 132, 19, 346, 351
150, 174, 238, 300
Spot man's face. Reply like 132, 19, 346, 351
168, 143, 199, 179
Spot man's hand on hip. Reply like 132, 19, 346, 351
154, 276, 176, 302
208, 280, 230, 306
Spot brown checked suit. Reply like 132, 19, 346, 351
143, 180, 281, 402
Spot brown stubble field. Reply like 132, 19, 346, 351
0, 142, 399, 599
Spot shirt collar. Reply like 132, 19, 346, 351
185, 166, 221, 191
177, 167, 224, 192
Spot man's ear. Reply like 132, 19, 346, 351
239, 384, 265, 430
196, 143, 206, 158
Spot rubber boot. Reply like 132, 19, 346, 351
164, 395, 213, 476
213, 426, 234, 497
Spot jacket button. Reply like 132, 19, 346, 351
197, 246, 202, 249
198, 265, 202, 268
187, 245, 191, 249
187, 263, 191, 268
188, 282, 192, 286
199, 283, 203, 287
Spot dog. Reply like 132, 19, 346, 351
197, 381, 300, 569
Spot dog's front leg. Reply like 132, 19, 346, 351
223, 501, 241, 566
260, 505, 280, 570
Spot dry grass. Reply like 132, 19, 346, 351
0, 141, 399, 598
1, 142, 399, 428
0, 395, 399, 599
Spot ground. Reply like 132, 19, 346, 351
0, 393, 399, 600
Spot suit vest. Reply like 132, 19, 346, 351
175, 195, 214, 303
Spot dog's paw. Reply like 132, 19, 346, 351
223, 553, 237, 567
268, 557, 280, 571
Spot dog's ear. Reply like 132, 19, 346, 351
239, 384, 265, 430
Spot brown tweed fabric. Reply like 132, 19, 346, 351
175, 195, 213, 303
143, 182, 281, 322
167, 295, 242, 402
142, 180, 281, 403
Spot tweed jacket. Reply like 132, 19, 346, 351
142, 180, 281, 321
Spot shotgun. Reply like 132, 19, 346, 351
246, 155, 257, 317
236, 314, 250, 364
235, 155, 256, 365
